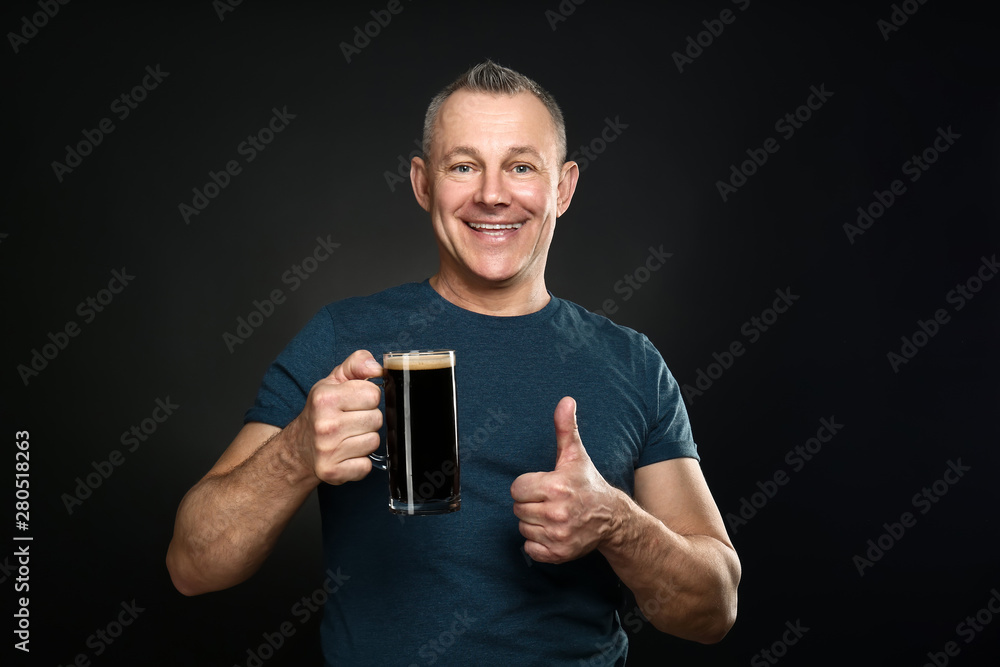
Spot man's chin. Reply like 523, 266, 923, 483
466, 270, 522, 288
443, 264, 528, 289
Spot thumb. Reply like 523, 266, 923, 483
554, 396, 587, 468
331, 349, 383, 383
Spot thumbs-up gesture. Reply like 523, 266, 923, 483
510, 397, 622, 564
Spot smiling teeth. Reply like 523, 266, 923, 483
467, 222, 523, 230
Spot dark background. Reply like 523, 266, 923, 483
4, 1, 998, 665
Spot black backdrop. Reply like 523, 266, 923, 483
4, 1, 999, 665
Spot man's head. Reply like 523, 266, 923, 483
411, 61, 579, 313
421, 60, 567, 166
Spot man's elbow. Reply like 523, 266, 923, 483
170, 576, 204, 598
166, 543, 213, 597
693, 548, 741, 643
651, 600, 737, 645
694, 543, 741, 642
693, 602, 738, 644
656, 548, 741, 643
169, 574, 206, 597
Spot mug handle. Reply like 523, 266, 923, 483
369, 451, 388, 471
367, 376, 388, 471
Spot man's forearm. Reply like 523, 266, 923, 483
598, 490, 740, 644
166, 424, 319, 596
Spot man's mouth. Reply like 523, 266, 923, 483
465, 221, 524, 237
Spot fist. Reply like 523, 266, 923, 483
510, 397, 620, 564
293, 349, 384, 485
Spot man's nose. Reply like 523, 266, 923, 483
475, 168, 510, 207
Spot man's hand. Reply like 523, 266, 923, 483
510, 396, 623, 564
510, 397, 740, 642
287, 349, 384, 485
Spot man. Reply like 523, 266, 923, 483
167, 61, 740, 665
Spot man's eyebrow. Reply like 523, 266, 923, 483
441, 145, 546, 161
505, 146, 546, 162
441, 146, 482, 163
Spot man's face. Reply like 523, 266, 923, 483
411, 90, 577, 295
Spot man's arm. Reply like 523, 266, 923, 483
165, 351, 384, 596
166, 421, 312, 596
511, 397, 740, 644
602, 457, 740, 643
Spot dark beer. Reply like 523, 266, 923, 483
383, 351, 460, 514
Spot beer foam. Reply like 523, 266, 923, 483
383, 351, 455, 371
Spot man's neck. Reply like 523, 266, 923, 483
428, 273, 550, 317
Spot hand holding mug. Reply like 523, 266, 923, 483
289, 349, 384, 485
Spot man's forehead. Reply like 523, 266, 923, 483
439, 89, 546, 115
433, 90, 557, 155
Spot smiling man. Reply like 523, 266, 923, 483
167, 61, 740, 665
414, 86, 571, 316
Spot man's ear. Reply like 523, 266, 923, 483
411, 156, 431, 212
556, 160, 580, 218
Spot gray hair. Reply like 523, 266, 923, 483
421, 60, 567, 165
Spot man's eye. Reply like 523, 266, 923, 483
453, 165, 472, 173
513, 165, 532, 174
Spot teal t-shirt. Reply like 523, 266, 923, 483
245, 281, 699, 666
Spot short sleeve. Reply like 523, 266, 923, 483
243, 308, 338, 428
636, 337, 700, 468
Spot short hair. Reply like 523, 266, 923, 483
421, 60, 567, 165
